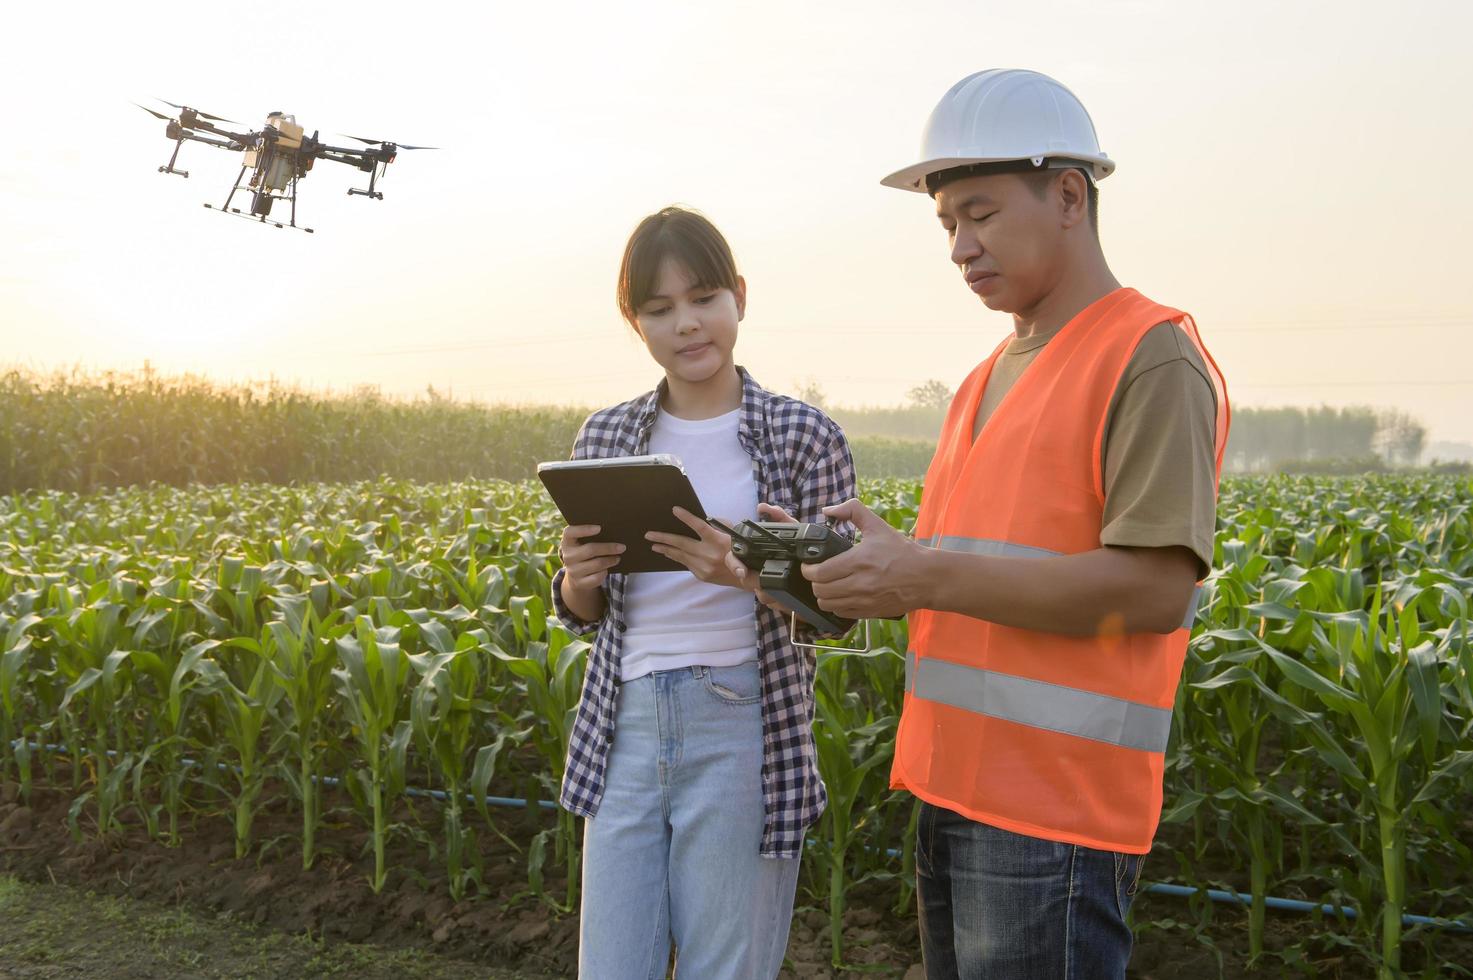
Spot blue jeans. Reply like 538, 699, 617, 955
579, 663, 801, 979
915, 802, 1144, 979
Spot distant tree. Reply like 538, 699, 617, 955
1305, 405, 1377, 460
1374, 409, 1427, 467
1225, 405, 1383, 471
793, 377, 827, 409
906, 379, 954, 411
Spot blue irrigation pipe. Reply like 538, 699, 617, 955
12, 740, 1471, 932
1141, 882, 1473, 933
309, 770, 556, 812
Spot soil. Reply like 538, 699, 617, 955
1, 773, 1467, 978
0, 871, 540, 979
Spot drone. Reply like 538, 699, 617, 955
135, 99, 435, 233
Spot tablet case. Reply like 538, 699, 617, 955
537, 455, 708, 574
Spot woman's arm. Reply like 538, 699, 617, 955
550, 418, 611, 634
792, 425, 858, 533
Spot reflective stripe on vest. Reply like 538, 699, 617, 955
914, 535, 1202, 631
904, 650, 1173, 754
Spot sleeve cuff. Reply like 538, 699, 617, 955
1099, 524, 1213, 580
550, 567, 603, 635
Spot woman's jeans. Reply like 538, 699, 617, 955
579, 662, 800, 979
916, 802, 1145, 979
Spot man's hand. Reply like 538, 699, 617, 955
803, 498, 926, 620
647, 507, 745, 589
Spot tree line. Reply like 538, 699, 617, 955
0, 369, 1443, 493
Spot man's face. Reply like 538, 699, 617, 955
933, 173, 1065, 315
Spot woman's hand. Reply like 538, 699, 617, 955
558, 524, 623, 621
646, 508, 746, 589
721, 503, 797, 613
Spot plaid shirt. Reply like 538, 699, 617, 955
550, 366, 856, 859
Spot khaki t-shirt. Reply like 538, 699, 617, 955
971, 321, 1218, 576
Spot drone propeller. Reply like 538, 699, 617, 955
155, 99, 238, 124
133, 102, 173, 121
343, 135, 439, 150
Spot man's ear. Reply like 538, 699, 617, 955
733, 275, 748, 321
1057, 169, 1089, 230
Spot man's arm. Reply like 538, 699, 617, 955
803, 502, 1198, 636
807, 325, 1218, 637
919, 542, 1199, 635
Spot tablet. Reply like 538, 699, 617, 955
537, 454, 708, 574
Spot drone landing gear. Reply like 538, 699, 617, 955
347, 161, 385, 200
159, 135, 190, 178
202, 203, 314, 233
206, 167, 315, 233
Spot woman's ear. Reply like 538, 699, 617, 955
734, 275, 748, 321
626, 314, 646, 341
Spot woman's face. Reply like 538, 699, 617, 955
632, 256, 745, 387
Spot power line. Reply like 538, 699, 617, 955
1210, 319, 1473, 334
450, 374, 1473, 396
354, 334, 611, 356
1232, 380, 1473, 389
449, 371, 654, 393
213, 313, 1473, 362
347, 315, 1473, 352
790, 318, 1473, 335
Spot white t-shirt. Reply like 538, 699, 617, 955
620, 406, 760, 683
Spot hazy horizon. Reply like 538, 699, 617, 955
4, 0, 1471, 440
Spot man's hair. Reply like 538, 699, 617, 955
617, 206, 740, 327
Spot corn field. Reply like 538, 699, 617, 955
1, 474, 1470, 977
0, 369, 932, 493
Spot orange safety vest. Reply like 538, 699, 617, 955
893, 287, 1230, 854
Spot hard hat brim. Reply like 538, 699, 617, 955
880, 154, 1116, 193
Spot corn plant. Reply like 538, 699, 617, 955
215, 635, 286, 860
262, 596, 343, 870
808, 647, 900, 969
407, 624, 496, 901
333, 614, 413, 893
1169, 535, 1314, 961
1177, 623, 1332, 962
489, 598, 588, 911
0, 612, 40, 800
1265, 589, 1472, 978
47, 586, 143, 836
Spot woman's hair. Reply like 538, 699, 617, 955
617, 206, 739, 327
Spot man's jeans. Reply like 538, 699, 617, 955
916, 802, 1145, 979
578, 663, 800, 979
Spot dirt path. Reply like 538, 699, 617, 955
7, 774, 1459, 978
0, 872, 553, 980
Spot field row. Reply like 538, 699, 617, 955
1, 475, 1470, 975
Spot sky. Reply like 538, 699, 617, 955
3, 0, 1472, 442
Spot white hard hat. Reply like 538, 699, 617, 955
881, 69, 1115, 194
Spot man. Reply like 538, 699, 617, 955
807, 69, 1230, 977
